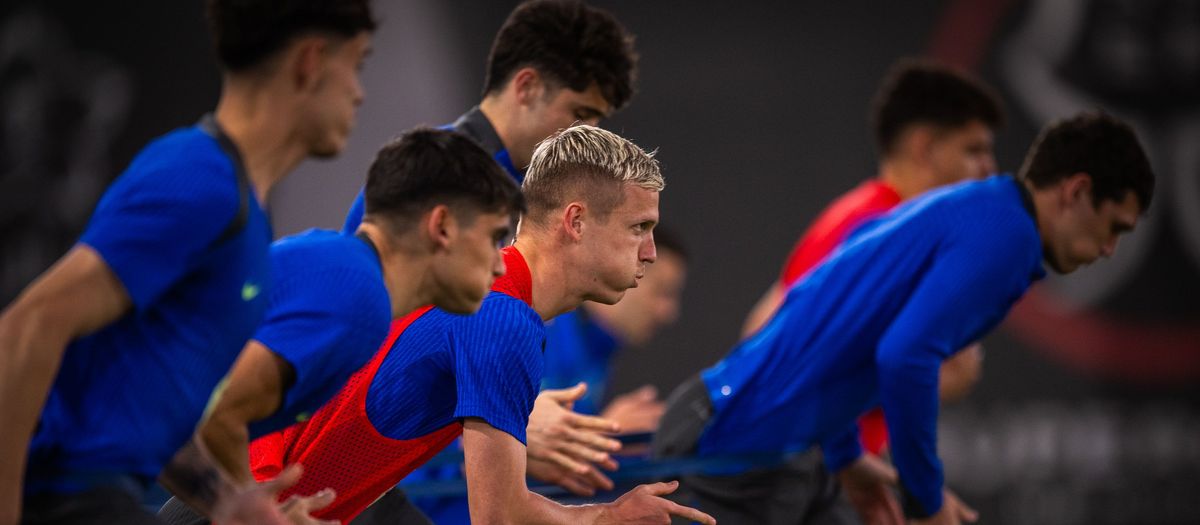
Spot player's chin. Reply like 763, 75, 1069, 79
310, 139, 346, 159
311, 128, 352, 158
438, 290, 488, 314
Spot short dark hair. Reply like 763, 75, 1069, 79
483, 0, 639, 111
1019, 111, 1155, 212
364, 128, 526, 230
206, 0, 376, 72
871, 58, 1004, 156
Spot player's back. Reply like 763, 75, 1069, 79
248, 248, 545, 522
246, 229, 392, 438
699, 175, 1043, 456
27, 120, 273, 493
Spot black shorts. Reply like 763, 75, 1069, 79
653, 375, 862, 525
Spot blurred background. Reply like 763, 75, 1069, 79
2, 0, 1198, 523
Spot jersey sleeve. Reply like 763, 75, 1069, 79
341, 188, 366, 234
249, 260, 391, 437
80, 143, 239, 310
452, 296, 544, 445
875, 222, 1034, 518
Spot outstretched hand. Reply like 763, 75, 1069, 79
527, 383, 621, 477
527, 456, 614, 496
838, 454, 903, 525
598, 481, 716, 525
212, 464, 338, 525
601, 385, 666, 435
912, 489, 977, 525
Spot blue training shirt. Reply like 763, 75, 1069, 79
541, 310, 622, 415
247, 229, 391, 438
27, 118, 272, 494
365, 287, 544, 444
698, 175, 1045, 517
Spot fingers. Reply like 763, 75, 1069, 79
578, 464, 615, 491
557, 436, 616, 464
637, 480, 679, 497
951, 494, 978, 523
544, 449, 592, 475
542, 382, 588, 403
262, 463, 303, 494
557, 475, 598, 497
563, 411, 621, 434
631, 384, 658, 400
664, 500, 716, 525
300, 488, 336, 513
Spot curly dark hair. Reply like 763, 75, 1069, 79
483, 0, 639, 111
1019, 111, 1155, 212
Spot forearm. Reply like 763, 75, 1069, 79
199, 410, 256, 485
158, 437, 245, 517
474, 490, 606, 525
0, 308, 73, 518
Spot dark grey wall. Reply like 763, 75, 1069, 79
3, 1, 1199, 523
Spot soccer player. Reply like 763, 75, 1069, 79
737, 59, 1003, 519
405, 229, 686, 524
247, 126, 715, 524
0, 1, 374, 523
156, 128, 523, 523
653, 111, 1154, 525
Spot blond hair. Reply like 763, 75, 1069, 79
522, 125, 662, 224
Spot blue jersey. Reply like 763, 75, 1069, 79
248, 229, 390, 438
698, 176, 1045, 516
365, 248, 543, 444
341, 107, 522, 234
27, 116, 273, 494
541, 310, 622, 415
402, 309, 616, 522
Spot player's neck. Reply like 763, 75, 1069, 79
360, 225, 431, 317
214, 79, 311, 205
512, 234, 577, 321
479, 95, 529, 169
878, 160, 932, 201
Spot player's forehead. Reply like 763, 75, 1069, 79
1102, 191, 1140, 229
615, 184, 659, 220
550, 82, 612, 117
942, 119, 994, 145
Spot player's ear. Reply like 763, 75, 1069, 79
1061, 172, 1092, 208
511, 67, 545, 107
425, 204, 455, 250
288, 36, 328, 92
562, 202, 585, 241
908, 126, 936, 165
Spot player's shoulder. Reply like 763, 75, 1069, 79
272, 229, 364, 261
127, 125, 233, 184
269, 230, 385, 306
107, 124, 239, 212
477, 290, 542, 326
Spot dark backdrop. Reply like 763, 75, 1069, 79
2, 1, 1198, 523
